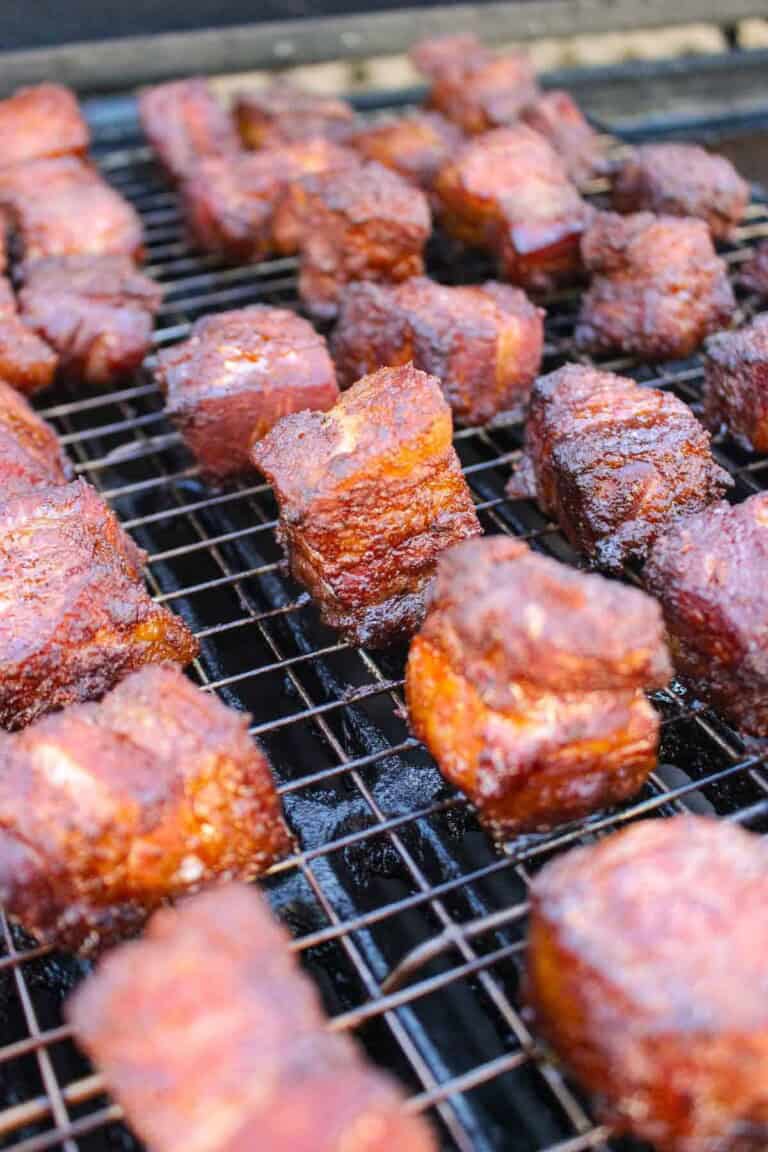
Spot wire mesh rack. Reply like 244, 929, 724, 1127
0, 88, 768, 1152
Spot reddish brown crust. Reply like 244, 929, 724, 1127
612, 143, 749, 240
0, 84, 89, 168
0, 665, 290, 953
0, 277, 58, 394
331, 277, 544, 424
138, 78, 240, 184
575, 211, 735, 361
19, 255, 162, 386
738, 239, 768, 295
409, 34, 491, 80
644, 494, 768, 735
703, 316, 768, 452
0, 379, 72, 496
157, 306, 339, 479
234, 81, 356, 149
0, 479, 198, 731
527, 817, 768, 1151
348, 112, 463, 192
67, 884, 436, 1152
520, 90, 607, 186
428, 52, 539, 134
251, 364, 480, 647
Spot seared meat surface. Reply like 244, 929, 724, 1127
528, 816, 768, 1151
407, 537, 668, 836
349, 112, 463, 193
332, 276, 543, 425
0, 83, 89, 168
0, 277, 58, 394
298, 161, 431, 319
645, 494, 768, 735
138, 77, 240, 184
427, 50, 539, 134
520, 91, 607, 186
703, 316, 768, 451
235, 80, 356, 148
0, 379, 71, 496
67, 884, 437, 1152
575, 211, 735, 360
0, 479, 198, 730
612, 143, 749, 240
0, 665, 290, 953
507, 364, 731, 570
410, 34, 491, 80
157, 306, 339, 479
738, 238, 768, 295
20, 255, 162, 386
252, 364, 480, 647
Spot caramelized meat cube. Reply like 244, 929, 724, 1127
703, 316, 768, 451
738, 238, 768, 295
528, 816, 768, 1151
410, 34, 491, 80
0, 665, 289, 953
298, 161, 431, 319
68, 884, 437, 1152
157, 306, 339, 480
235, 80, 356, 148
0, 83, 89, 168
0, 157, 144, 263
520, 90, 607, 186
349, 111, 463, 192
332, 276, 543, 425
507, 364, 731, 570
645, 494, 768, 735
612, 143, 749, 240
138, 77, 239, 184
435, 126, 591, 291
575, 211, 735, 360
406, 536, 669, 836
0, 479, 198, 730
252, 364, 480, 647
428, 51, 539, 134
0, 379, 71, 496
19, 255, 162, 386
0, 277, 58, 394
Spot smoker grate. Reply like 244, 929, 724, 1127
0, 87, 767, 1152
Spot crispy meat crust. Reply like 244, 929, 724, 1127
644, 494, 768, 735
428, 52, 539, 134
612, 143, 749, 240
527, 816, 768, 1151
520, 91, 607, 186
0, 277, 58, 394
406, 537, 667, 836
575, 211, 735, 360
0, 379, 72, 496
19, 256, 162, 386
507, 364, 732, 570
157, 306, 339, 479
348, 112, 463, 192
138, 78, 240, 184
0, 666, 290, 953
703, 316, 768, 452
252, 364, 480, 647
67, 884, 436, 1152
0, 84, 89, 167
234, 81, 356, 148
0, 479, 198, 730
331, 277, 543, 424
297, 162, 431, 320
738, 238, 768, 295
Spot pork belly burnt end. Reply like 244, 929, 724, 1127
612, 143, 749, 240
235, 80, 356, 148
68, 885, 436, 1152
20, 256, 162, 386
0, 665, 290, 953
157, 306, 339, 479
0, 479, 198, 730
703, 316, 768, 451
0, 277, 58, 394
332, 277, 543, 425
528, 816, 768, 1151
349, 112, 463, 192
520, 90, 607, 186
0, 380, 71, 496
406, 537, 668, 836
575, 211, 735, 361
252, 365, 481, 647
138, 78, 239, 184
645, 494, 768, 736
0, 83, 89, 168
298, 161, 431, 320
410, 34, 491, 80
507, 365, 731, 570
427, 51, 539, 134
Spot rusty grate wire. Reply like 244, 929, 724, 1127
0, 94, 767, 1152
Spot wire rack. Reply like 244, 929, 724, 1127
1, 90, 768, 1152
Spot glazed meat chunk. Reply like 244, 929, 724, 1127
349, 111, 463, 193
298, 161, 431, 319
0, 479, 198, 730
252, 365, 480, 647
0, 83, 89, 168
0, 665, 290, 953
0, 157, 144, 263
738, 238, 768, 295
235, 80, 356, 148
406, 537, 670, 836
68, 885, 436, 1152
507, 364, 731, 570
138, 77, 240, 184
332, 277, 543, 425
528, 816, 768, 1151
410, 34, 491, 80
645, 494, 768, 735
520, 90, 607, 186
0, 380, 71, 496
157, 306, 339, 480
575, 211, 735, 360
19, 256, 162, 386
612, 143, 749, 240
435, 126, 591, 291
703, 316, 768, 451
0, 277, 58, 394
427, 50, 539, 134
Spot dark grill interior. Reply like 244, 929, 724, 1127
0, 84, 768, 1152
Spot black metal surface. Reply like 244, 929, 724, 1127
0, 91, 767, 1152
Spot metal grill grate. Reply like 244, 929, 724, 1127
0, 90, 768, 1152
